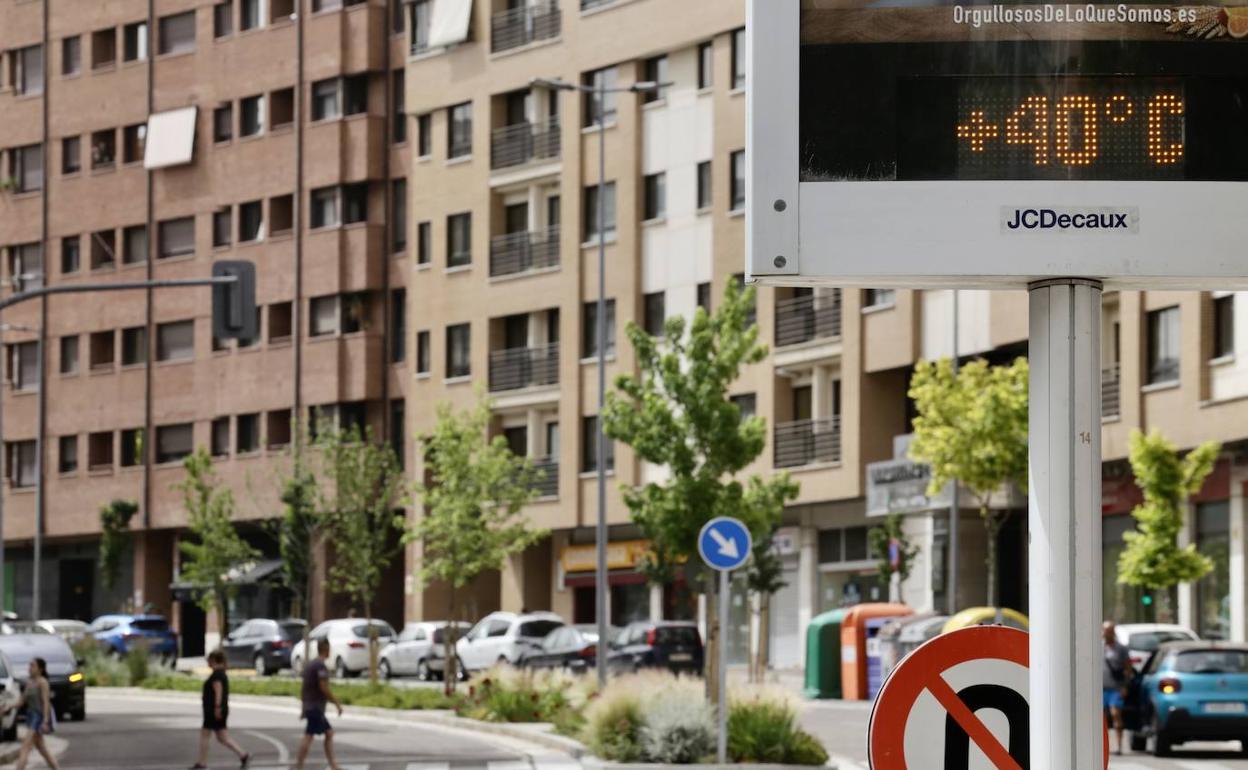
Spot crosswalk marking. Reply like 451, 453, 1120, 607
1175, 762, 1237, 770
1108, 762, 1152, 770
405, 763, 450, 770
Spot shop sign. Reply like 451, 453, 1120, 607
561, 540, 651, 573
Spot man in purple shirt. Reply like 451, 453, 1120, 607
295, 638, 343, 770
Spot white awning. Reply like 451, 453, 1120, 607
427, 0, 472, 49
144, 106, 198, 170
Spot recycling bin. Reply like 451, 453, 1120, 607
877, 612, 944, 684
841, 603, 911, 701
942, 606, 1029, 633
802, 608, 847, 699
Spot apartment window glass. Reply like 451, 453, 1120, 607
393, 69, 406, 143
91, 129, 116, 168
732, 28, 746, 90
157, 320, 195, 361
122, 225, 148, 264
59, 436, 78, 474
643, 173, 666, 221
729, 150, 746, 212
449, 102, 472, 158
581, 299, 616, 358
236, 414, 259, 453
416, 330, 430, 374
270, 195, 293, 234
310, 187, 339, 228
61, 236, 80, 275
1195, 501, 1231, 639
123, 21, 149, 62
241, 0, 263, 30
158, 12, 197, 56
11, 45, 44, 96
309, 295, 339, 337
1147, 306, 1181, 385
698, 282, 712, 313
123, 124, 146, 164
312, 79, 338, 120
416, 221, 432, 265
121, 326, 147, 366
642, 56, 668, 103
59, 336, 79, 375
390, 289, 406, 364
268, 302, 293, 342
583, 67, 618, 127
89, 432, 114, 470
698, 42, 713, 89
9, 145, 43, 193
238, 306, 262, 348
7, 442, 37, 488
864, 289, 896, 308
270, 88, 295, 129
697, 160, 712, 210
240, 94, 264, 137
581, 416, 614, 472
392, 179, 407, 253
156, 424, 193, 464
211, 105, 233, 143
214, 2, 234, 37
62, 136, 81, 174
343, 183, 368, 224
213, 208, 232, 248
446, 323, 470, 378
342, 74, 368, 115
211, 417, 230, 457
446, 213, 472, 267
62, 36, 82, 76
158, 217, 195, 258
583, 182, 616, 242
341, 292, 368, 335
8, 243, 42, 291
90, 330, 115, 370
239, 200, 264, 242
409, 0, 431, 52
643, 292, 666, 337
9, 342, 38, 391
417, 114, 432, 157
120, 428, 144, 467
1214, 295, 1235, 360
92, 29, 117, 69
731, 393, 757, 421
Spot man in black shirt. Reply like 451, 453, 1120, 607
295, 638, 344, 770
191, 650, 250, 769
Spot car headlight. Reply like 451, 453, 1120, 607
68, 672, 84, 684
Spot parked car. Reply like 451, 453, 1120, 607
87, 614, 178, 660
455, 612, 565, 672
290, 619, 397, 679
30, 620, 89, 646
608, 621, 703, 675
1115, 623, 1199, 671
379, 621, 470, 680
0, 634, 86, 722
1128, 641, 1248, 757
522, 624, 617, 672
222, 619, 306, 675
0, 652, 21, 741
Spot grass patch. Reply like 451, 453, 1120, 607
140, 674, 452, 710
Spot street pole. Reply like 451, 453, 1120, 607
32, 331, 43, 621
947, 290, 959, 615
0, 319, 5, 620
595, 73, 609, 690
1028, 278, 1103, 770
717, 568, 729, 764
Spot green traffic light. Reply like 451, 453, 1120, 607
1142, 594, 1153, 606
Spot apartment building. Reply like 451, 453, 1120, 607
0, 0, 410, 651
402, 0, 1248, 667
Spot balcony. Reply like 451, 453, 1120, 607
1103, 363, 1120, 419
531, 457, 559, 497
489, 343, 559, 392
492, 2, 561, 53
775, 291, 842, 348
491, 118, 560, 170
490, 227, 560, 278
774, 417, 842, 469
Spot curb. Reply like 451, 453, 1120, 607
581, 761, 837, 770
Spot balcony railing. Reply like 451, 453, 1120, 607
490, 227, 560, 277
531, 457, 559, 497
1103, 363, 1121, 419
775, 290, 842, 347
491, 2, 561, 53
491, 118, 560, 170
489, 343, 559, 392
774, 417, 842, 469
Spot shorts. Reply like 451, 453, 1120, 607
27, 711, 52, 735
203, 712, 228, 731
303, 706, 332, 736
1103, 688, 1124, 709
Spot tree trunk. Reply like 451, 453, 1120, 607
444, 586, 458, 695
755, 594, 771, 684
983, 507, 1005, 608
366, 601, 379, 685
704, 572, 718, 704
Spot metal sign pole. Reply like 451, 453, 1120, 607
718, 567, 729, 765
1028, 278, 1104, 770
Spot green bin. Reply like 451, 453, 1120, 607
802, 608, 847, 699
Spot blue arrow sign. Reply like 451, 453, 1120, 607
698, 517, 752, 572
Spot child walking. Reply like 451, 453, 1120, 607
190, 650, 250, 769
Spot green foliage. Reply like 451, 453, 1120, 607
98, 499, 139, 592
869, 511, 920, 584
727, 689, 828, 766
456, 666, 590, 728
583, 685, 645, 761
639, 684, 716, 763
785, 730, 832, 766
745, 533, 787, 597
1118, 430, 1218, 593
177, 449, 261, 622
77, 641, 131, 687
139, 674, 450, 709
125, 643, 154, 684
277, 465, 320, 622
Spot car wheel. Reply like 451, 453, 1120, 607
254, 653, 269, 677
455, 656, 468, 681
497, 655, 509, 668
1129, 732, 1147, 753
292, 655, 303, 674
335, 657, 350, 679
416, 659, 430, 681
3, 722, 16, 741
379, 659, 392, 681
70, 708, 85, 722
1152, 717, 1173, 757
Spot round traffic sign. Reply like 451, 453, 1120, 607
697, 517, 752, 572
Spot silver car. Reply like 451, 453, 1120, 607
379, 621, 470, 680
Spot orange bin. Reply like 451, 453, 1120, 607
840, 603, 912, 700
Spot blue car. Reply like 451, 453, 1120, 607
1129, 641, 1248, 757
88, 614, 178, 659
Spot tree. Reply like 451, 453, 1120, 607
177, 449, 260, 645
312, 420, 407, 684
744, 533, 787, 683
908, 357, 1028, 608
868, 511, 920, 600
99, 499, 139, 594
276, 464, 320, 648
1118, 429, 1218, 622
408, 395, 547, 694
604, 281, 799, 702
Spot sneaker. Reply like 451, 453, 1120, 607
240, 754, 252, 768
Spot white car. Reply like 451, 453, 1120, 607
31, 620, 89, 646
379, 621, 470, 681
0, 652, 19, 741
455, 612, 565, 673
1114, 623, 1199, 671
290, 619, 396, 679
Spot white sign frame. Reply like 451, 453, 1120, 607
746, 0, 1248, 291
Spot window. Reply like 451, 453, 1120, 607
239, 200, 264, 242
270, 194, 293, 235
698, 282, 712, 313
1147, 306, 1180, 385
448, 102, 472, 158
62, 136, 81, 175
60, 335, 79, 375
211, 417, 230, 457
581, 416, 614, 472
92, 129, 116, 169
310, 187, 338, 228
120, 428, 145, 467
583, 182, 617, 242
158, 12, 197, 56
446, 323, 470, 378
416, 221, 431, 265
241, 0, 263, 31
392, 179, 407, 253
213, 104, 233, 143
7, 442, 36, 488
447, 213, 472, 267
88, 432, 114, 470
393, 69, 406, 143
731, 393, 757, 421
309, 295, 339, 337
268, 410, 292, 449
8, 341, 38, 391
121, 326, 147, 366
91, 230, 116, 270
238, 306, 262, 348
732, 28, 746, 90
642, 56, 668, 103
311, 75, 368, 121
213, 208, 232, 248
92, 28, 117, 70
383, 288, 405, 364
214, 2, 234, 37
864, 289, 896, 309
391, 399, 405, 470
157, 320, 195, 361
156, 424, 193, 464
236, 414, 260, 453
697, 161, 712, 210
158, 217, 195, 259
10, 45, 44, 96
417, 113, 432, 157
61, 236, 81, 275
643, 173, 666, 221
89, 330, 115, 370
9, 145, 43, 193
62, 36, 82, 76
122, 124, 146, 164
123, 21, 148, 62
265, 302, 291, 343
583, 67, 618, 127
8, 243, 41, 291
409, 0, 431, 52
1214, 295, 1235, 360
240, 95, 264, 137
698, 42, 713, 89
122, 225, 147, 264
643, 292, 666, 337
270, 88, 295, 130
416, 330, 430, 374
59, 436, 78, 474
343, 183, 368, 224
582, 299, 616, 358
730, 150, 746, 211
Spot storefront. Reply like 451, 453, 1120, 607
559, 539, 695, 626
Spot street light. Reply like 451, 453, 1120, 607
531, 76, 669, 688
0, 320, 39, 622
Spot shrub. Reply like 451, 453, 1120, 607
125, 645, 151, 685
727, 687, 828, 766
786, 729, 830, 766
141, 673, 450, 710
80, 644, 131, 687
639, 685, 715, 764
457, 666, 589, 727
582, 684, 645, 762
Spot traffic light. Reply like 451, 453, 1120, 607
1142, 592, 1154, 607
212, 261, 257, 341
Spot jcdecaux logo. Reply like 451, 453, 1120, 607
1001, 206, 1139, 233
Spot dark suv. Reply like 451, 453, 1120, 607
222, 619, 306, 675
608, 621, 703, 675
0, 634, 86, 722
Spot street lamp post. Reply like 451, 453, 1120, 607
531, 76, 667, 688
0, 316, 39, 622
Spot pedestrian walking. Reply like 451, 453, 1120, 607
13, 658, 61, 770
294, 638, 343, 770
1102, 621, 1132, 755
190, 650, 251, 769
